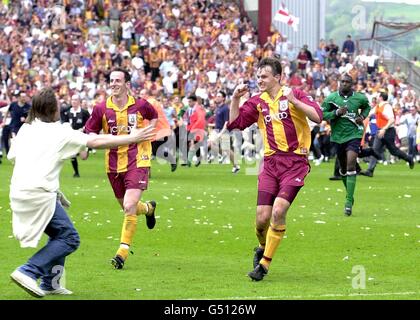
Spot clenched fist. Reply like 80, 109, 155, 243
232, 84, 249, 99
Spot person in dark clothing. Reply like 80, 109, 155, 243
329, 147, 381, 180
61, 94, 90, 177
2, 91, 31, 155
7, 91, 31, 136
326, 39, 339, 58
303, 44, 313, 64
342, 35, 355, 57
360, 92, 415, 177
211, 91, 241, 173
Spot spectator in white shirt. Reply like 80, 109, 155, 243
121, 17, 134, 51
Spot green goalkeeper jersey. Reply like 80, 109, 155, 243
322, 91, 371, 144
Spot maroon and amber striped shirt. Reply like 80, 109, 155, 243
227, 88, 322, 157
85, 96, 157, 172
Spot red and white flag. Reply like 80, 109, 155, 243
274, 2, 299, 32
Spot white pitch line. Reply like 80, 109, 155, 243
186, 291, 418, 300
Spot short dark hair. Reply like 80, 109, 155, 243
258, 57, 282, 76
188, 95, 197, 102
27, 88, 58, 123
110, 67, 131, 82
217, 91, 226, 99
380, 91, 388, 101
340, 74, 353, 83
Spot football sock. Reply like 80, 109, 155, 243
345, 171, 357, 207
340, 169, 347, 189
255, 225, 268, 249
260, 223, 286, 270
71, 157, 79, 175
116, 244, 129, 261
117, 215, 138, 260
187, 148, 194, 163
136, 201, 149, 216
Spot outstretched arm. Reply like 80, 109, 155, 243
86, 125, 155, 149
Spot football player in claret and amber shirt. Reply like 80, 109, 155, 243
228, 57, 323, 281
84, 67, 158, 270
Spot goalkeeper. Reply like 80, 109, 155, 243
322, 74, 371, 216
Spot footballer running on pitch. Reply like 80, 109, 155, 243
322, 73, 370, 216
84, 67, 158, 270
227, 57, 323, 281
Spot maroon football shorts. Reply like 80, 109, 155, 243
257, 153, 310, 206
107, 167, 150, 199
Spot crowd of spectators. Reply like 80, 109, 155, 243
0, 0, 418, 166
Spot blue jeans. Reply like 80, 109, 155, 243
408, 136, 417, 158
19, 201, 80, 290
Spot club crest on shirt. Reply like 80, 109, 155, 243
128, 114, 137, 126
279, 100, 289, 112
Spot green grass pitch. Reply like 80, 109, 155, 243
0, 151, 419, 300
